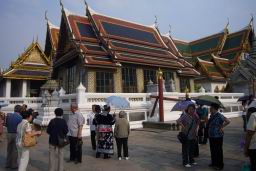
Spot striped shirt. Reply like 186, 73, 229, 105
177, 112, 199, 140
67, 111, 85, 137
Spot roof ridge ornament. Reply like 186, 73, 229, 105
154, 15, 158, 28
224, 18, 229, 33
168, 24, 172, 37
249, 14, 254, 28
60, 0, 64, 11
45, 10, 48, 22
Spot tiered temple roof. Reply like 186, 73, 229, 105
53, 4, 200, 76
44, 20, 59, 60
1, 42, 51, 80
173, 21, 254, 81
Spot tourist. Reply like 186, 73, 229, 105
87, 104, 97, 150
241, 101, 247, 132
114, 111, 130, 160
248, 94, 254, 106
196, 104, 209, 144
16, 110, 41, 171
95, 105, 115, 159
207, 103, 230, 170
0, 107, 5, 142
176, 104, 199, 168
5, 105, 23, 169
244, 105, 256, 171
47, 108, 68, 171
67, 103, 85, 164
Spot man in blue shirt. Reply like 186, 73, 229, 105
5, 105, 22, 169
207, 103, 230, 170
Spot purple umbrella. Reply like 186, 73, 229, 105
171, 100, 195, 111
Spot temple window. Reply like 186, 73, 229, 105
180, 77, 191, 92
79, 68, 87, 90
67, 65, 76, 94
163, 71, 174, 82
96, 72, 114, 93
122, 67, 137, 93
143, 69, 156, 92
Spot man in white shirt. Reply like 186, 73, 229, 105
67, 103, 85, 164
87, 105, 96, 150
244, 110, 256, 171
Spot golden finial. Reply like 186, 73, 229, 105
157, 68, 163, 80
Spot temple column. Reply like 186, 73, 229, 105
87, 71, 96, 92
189, 79, 195, 93
5, 79, 11, 98
136, 68, 144, 93
173, 72, 180, 92
114, 68, 122, 93
22, 80, 27, 97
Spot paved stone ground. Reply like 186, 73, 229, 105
0, 117, 248, 171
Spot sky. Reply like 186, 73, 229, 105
0, 0, 256, 69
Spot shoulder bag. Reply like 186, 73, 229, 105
177, 119, 194, 144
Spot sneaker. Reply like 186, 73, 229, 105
118, 157, 122, 161
125, 157, 129, 160
191, 162, 197, 165
184, 164, 191, 168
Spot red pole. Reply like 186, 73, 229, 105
158, 69, 164, 122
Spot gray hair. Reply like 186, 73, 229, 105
119, 111, 127, 118
71, 103, 78, 109
14, 105, 22, 113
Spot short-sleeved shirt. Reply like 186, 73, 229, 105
196, 107, 208, 120
208, 112, 225, 138
16, 119, 32, 147
6, 112, 22, 133
177, 113, 199, 140
247, 112, 256, 149
68, 111, 85, 137
87, 111, 96, 131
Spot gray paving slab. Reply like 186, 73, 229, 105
0, 117, 248, 171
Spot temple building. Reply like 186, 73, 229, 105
0, 41, 51, 97
52, 4, 200, 94
172, 20, 255, 92
229, 35, 256, 95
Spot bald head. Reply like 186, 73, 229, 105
71, 103, 78, 113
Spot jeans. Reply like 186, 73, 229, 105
6, 133, 18, 168
182, 139, 195, 165
69, 136, 82, 162
49, 145, 64, 171
90, 131, 96, 150
198, 122, 208, 144
116, 137, 128, 158
17, 146, 29, 171
242, 115, 247, 132
248, 149, 256, 171
209, 137, 224, 169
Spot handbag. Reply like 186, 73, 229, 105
57, 135, 69, 148
22, 123, 36, 147
177, 119, 194, 144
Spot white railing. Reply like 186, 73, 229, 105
0, 91, 244, 136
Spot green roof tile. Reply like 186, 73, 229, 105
175, 43, 191, 55
221, 52, 238, 60
222, 32, 244, 51
190, 34, 223, 53
198, 54, 212, 61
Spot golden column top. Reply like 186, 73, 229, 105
157, 68, 163, 80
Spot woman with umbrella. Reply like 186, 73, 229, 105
176, 103, 199, 168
